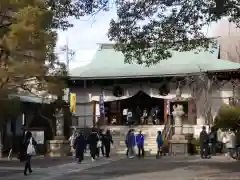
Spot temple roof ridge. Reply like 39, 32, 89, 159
69, 41, 240, 80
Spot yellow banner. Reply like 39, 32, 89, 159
70, 93, 76, 113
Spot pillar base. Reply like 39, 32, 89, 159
169, 139, 190, 155
47, 138, 70, 157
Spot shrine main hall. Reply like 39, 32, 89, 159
67, 43, 240, 154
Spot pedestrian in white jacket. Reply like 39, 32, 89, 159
222, 130, 236, 156
69, 132, 77, 158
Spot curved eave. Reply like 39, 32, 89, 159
69, 68, 239, 80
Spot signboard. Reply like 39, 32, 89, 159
70, 93, 76, 113
25, 130, 44, 144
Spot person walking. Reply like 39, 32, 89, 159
136, 130, 145, 157
96, 129, 105, 157
223, 129, 236, 158
156, 131, 163, 158
74, 132, 86, 163
126, 129, 136, 159
104, 129, 113, 158
87, 128, 99, 161
125, 129, 132, 157
208, 127, 217, 156
200, 126, 209, 158
22, 131, 37, 176
69, 131, 77, 158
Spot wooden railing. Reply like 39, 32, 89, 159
162, 116, 173, 141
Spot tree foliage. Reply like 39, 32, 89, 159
214, 105, 240, 131
0, 0, 112, 120
108, 0, 240, 66
46, 0, 110, 30
0, 0, 69, 119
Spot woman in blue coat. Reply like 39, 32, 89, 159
136, 130, 145, 157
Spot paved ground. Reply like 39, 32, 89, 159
0, 156, 74, 167
0, 156, 76, 178
2, 155, 240, 180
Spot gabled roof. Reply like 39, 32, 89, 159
69, 43, 240, 80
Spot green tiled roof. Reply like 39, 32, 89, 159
70, 44, 240, 79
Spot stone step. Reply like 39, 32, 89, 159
115, 150, 157, 155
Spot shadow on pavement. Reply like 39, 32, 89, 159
64, 156, 240, 180
0, 156, 77, 168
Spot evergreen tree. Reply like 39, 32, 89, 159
108, 0, 240, 65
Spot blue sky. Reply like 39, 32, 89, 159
56, 7, 231, 69
56, 6, 117, 69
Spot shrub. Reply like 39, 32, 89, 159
214, 105, 240, 132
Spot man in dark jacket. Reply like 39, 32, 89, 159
87, 128, 99, 161
208, 127, 217, 156
126, 130, 136, 158
74, 132, 86, 163
200, 126, 209, 158
104, 129, 113, 157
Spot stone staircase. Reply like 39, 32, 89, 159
104, 125, 165, 155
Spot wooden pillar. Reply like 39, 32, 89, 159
164, 100, 167, 124
92, 101, 96, 127
117, 101, 121, 125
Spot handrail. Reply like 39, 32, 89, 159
162, 116, 172, 140
165, 124, 173, 141
161, 119, 168, 139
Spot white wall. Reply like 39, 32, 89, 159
70, 81, 234, 127
74, 103, 94, 128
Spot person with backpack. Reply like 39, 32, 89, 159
22, 131, 37, 176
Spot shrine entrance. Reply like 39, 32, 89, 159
104, 91, 165, 125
